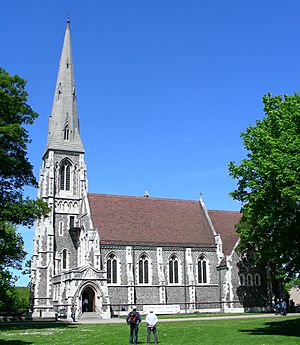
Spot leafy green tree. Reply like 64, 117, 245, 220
0, 222, 26, 312
0, 67, 48, 225
229, 93, 300, 278
0, 67, 49, 311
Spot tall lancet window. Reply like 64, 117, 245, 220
107, 253, 118, 284
64, 125, 70, 140
138, 254, 149, 284
169, 254, 179, 284
198, 255, 208, 284
60, 160, 71, 191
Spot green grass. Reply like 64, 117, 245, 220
155, 312, 259, 319
0, 316, 299, 345
119, 312, 270, 319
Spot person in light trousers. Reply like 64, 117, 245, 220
146, 310, 158, 344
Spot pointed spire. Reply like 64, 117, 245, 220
45, 20, 84, 155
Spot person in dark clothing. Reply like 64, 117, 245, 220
281, 300, 287, 315
71, 303, 76, 322
275, 301, 281, 315
126, 306, 142, 345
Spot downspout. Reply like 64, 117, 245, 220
133, 245, 136, 305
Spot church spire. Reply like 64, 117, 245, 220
45, 20, 84, 155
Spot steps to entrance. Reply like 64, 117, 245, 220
79, 312, 103, 322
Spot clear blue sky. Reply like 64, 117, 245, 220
1, 0, 300, 285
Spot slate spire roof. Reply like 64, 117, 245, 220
45, 19, 84, 155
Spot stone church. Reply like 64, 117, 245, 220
30, 21, 272, 319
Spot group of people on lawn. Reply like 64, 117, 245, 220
275, 299, 287, 316
126, 306, 158, 345
69, 303, 158, 344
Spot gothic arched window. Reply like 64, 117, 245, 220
169, 254, 179, 284
247, 273, 253, 286
198, 255, 208, 284
60, 160, 71, 191
107, 253, 118, 284
138, 254, 149, 284
62, 249, 67, 270
254, 273, 261, 286
239, 273, 245, 286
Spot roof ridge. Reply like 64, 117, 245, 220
208, 209, 241, 213
87, 192, 200, 203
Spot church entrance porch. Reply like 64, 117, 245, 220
82, 286, 95, 312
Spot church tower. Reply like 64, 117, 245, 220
30, 20, 110, 319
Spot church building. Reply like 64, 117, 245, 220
30, 21, 272, 319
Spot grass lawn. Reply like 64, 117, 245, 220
0, 316, 299, 345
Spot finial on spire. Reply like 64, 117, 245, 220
67, 11, 70, 24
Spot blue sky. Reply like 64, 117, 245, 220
1, 0, 300, 285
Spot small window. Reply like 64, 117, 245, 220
254, 273, 261, 286
62, 249, 67, 270
59, 221, 64, 236
69, 216, 75, 229
247, 274, 253, 286
239, 273, 245, 286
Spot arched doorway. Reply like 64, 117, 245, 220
82, 286, 95, 312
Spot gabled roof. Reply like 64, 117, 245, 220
208, 210, 242, 256
88, 193, 216, 247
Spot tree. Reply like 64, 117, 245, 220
0, 67, 48, 225
0, 67, 49, 310
229, 93, 300, 278
0, 222, 26, 312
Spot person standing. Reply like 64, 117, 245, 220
281, 300, 287, 316
71, 303, 76, 322
83, 297, 88, 312
126, 306, 142, 345
146, 310, 158, 344
275, 300, 281, 315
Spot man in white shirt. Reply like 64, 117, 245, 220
145, 310, 158, 344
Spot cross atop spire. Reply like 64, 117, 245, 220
44, 20, 84, 155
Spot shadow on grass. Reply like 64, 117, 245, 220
0, 321, 76, 332
0, 340, 33, 345
240, 318, 300, 337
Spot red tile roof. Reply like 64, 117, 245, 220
88, 193, 216, 247
208, 210, 242, 256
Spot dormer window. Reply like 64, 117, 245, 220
64, 125, 70, 140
